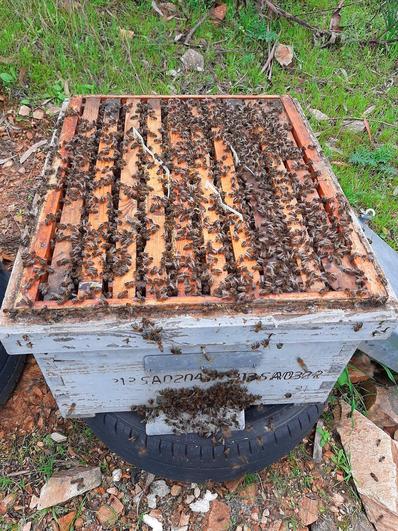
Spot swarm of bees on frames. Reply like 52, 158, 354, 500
12, 94, 388, 319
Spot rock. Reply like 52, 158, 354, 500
239, 483, 257, 505
18, 105, 31, 117
189, 490, 218, 513
50, 432, 67, 443
0, 492, 16, 514
107, 486, 118, 495
224, 476, 244, 492
351, 512, 375, 531
143, 513, 163, 531
363, 382, 398, 428
204, 500, 231, 530
337, 401, 398, 529
185, 494, 195, 504
109, 494, 124, 514
309, 108, 330, 122
29, 494, 39, 509
332, 492, 345, 507
22, 523, 32, 531
275, 44, 294, 67
147, 493, 157, 509
37, 466, 101, 510
311, 515, 338, 531
151, 480, 170, 498
112, 468, 122, 482
171, 484, 182, 496
96, 504, 119, 526
342, 119, 365, 133
194, 486, 200, 498
57, 511, 76, 531
32, 108, 45, 120
179, 511, 190, 527
181, 49, 204, 72
298, 496, 319, 526
46, 103, 61, 115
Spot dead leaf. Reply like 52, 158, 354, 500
274, 44, 294, 67
63, 79, 70, 98
364, 104, 376, 116
18, 67, 27, 85
151, 0, 164, 17
0, 56, 13, 64
18, 105, 31, 117
329, 1, 344, 33
342, 119, 365, 133
211, 4, 227, 24
119, 28, 135, 39
363, 118, 372, 142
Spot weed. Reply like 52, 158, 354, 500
335, 368, 367, 414
0, 476, 12, 492
349, 145, 397, 177
242, 472, 257, 486
332, 447, 353, 483
317, 425, 332, 448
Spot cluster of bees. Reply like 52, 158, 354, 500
17, 96, 375, 309
135, 380, 261, 439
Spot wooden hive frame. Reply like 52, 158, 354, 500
3, 94, 393, 320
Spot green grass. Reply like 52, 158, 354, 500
1, 0, 397, 246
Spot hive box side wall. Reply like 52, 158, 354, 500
35, 341, 357, 417
1, 307, 397, 356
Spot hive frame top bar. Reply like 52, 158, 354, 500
1, 94, 396, 326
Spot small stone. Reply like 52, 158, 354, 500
393, 186, 398, 197
37, 466, 101, 510
147, 493, 157, 509
194, 487, 200, 498
74, 517, 84, 529
171, 484, 182, 496
150, 480, 170, 498
29, 494, 39, 509
46, 103, 61, 115
109, 494, 124, 514
185, 494, 195, 504
22, 524, 32, 531
189, 490, 217, 513
332, 492, 345, 507
179, 512, 190, 527
143, 513, 163, 531
204, 500, 230, 530
107, 486, 118, 495
298, 496, 319, 526
18, 105, 31, 117
58, 511, 76, 531
112, 468, 122, 482
251, 509, 259, 521
3, 159, 13, 168
263, 508, 270, 517
96, 504, 119, 526
32, 108, 45, 120
50, 432, 67, 443
342, 119, 365, 133
309, 108, 330, 122
181, 49, 204, 72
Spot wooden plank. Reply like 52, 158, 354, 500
144, 99, 168, 299
281, 96, 386, 298
90, 95, 280, 101
212, 128, 261, 296
46, 97, 101, 300
16, 96, 82, 306
79, 99, 120, 296
191, 105, 228, 296
113, 99, 140, 298
168, 101, 199, 297
34, 341, 355, 416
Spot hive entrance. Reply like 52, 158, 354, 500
14, 95, 387, 314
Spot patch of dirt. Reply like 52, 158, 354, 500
0, 98, 54, 263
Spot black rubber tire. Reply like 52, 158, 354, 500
86, 403, 323, 482
0, 266, 26, 406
